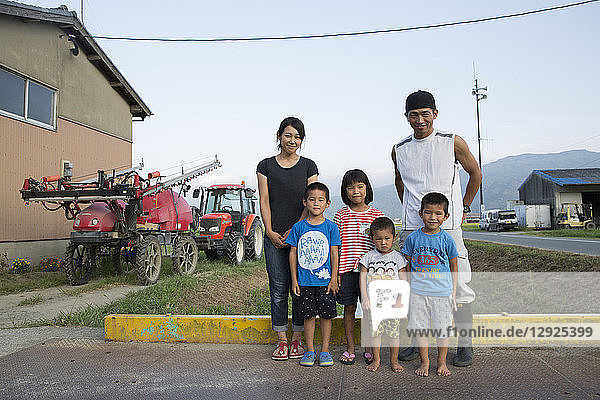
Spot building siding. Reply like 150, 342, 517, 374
0, 115, 131, 241
0, 14, 132, 141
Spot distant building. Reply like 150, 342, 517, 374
0, 1, 151, 262
518, 169, 600, 228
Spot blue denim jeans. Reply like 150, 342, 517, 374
264, 237, 304, 332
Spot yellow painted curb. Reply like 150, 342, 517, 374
105, 314, 600, 346
104, 315, 356, 345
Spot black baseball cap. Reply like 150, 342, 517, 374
405, 90, 436, 114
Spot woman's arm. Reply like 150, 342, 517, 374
282, 173, 319, 241
257, 172, 286, 248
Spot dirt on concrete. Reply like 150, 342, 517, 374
0, 284, 144, 329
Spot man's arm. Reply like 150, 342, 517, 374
391, 147, 404, 202
454, 135, 482, 210
449, 257, 458, 311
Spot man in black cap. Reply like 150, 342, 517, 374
391, 90, 482, 368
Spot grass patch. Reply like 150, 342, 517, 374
52, 255, 268, 327
17, 294, 45, 306
461, 223, 481, 232
466, 240, 600, 272
518, 229, 600, 239
0, 270, 67, 295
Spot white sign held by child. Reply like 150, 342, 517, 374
368, 279, 410, 333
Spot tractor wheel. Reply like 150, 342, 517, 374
136, 235, 162, 286
113, 241, 136, 275
227, 233, 245, 265
173, 236, 198, 275
585, 222, 597, 230
63, 242, 96, 286
244, 220, 264, 260
205, 250, 219, 261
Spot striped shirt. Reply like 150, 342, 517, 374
333, 206, 385, 274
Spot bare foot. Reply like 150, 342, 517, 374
390, 360, 404, 373
415, 362, 429, 377
366, 359, 380, 372
437, 363, 451, 376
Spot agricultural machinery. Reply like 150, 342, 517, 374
192, 183, 263, 265
20, 157, 221, 286
557, 203, 597, 229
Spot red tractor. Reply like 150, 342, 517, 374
20, 158, 221, 286
192, 183, 263, 264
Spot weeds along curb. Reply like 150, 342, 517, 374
105, 314, 600, 346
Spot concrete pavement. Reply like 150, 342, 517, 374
0, 330, 598, 399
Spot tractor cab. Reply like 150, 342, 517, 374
192, 183, 263, 264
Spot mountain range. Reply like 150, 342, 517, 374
327, 149, 600, 218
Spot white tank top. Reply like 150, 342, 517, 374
394, 130, 463, 230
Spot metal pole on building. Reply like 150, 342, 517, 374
471, 71, 487, 215
80, 0, 84, 24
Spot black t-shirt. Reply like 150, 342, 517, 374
256, 156, 318, 235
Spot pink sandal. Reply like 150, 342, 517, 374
272, 341, 289, 360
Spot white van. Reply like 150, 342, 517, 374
488, 210, 518, 231
479, 209, 500, 231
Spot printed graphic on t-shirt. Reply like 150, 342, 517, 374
411, 246, 446, 279
298, 230, 330, 279
358, 222, 370, 238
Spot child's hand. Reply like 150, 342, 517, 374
451, 291, 457, 311
292, 282, 300, 297
392, 294, 403, 309
362, 297, 371, 311
327, 279, 338, 296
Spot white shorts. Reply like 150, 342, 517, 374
407, 293, 453, 339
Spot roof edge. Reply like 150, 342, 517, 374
0, 0, 151, 119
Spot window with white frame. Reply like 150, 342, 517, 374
0, 67, 56, 128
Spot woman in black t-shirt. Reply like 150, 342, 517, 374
256, 116, 318, 361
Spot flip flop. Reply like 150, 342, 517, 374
363, 351, 374, 365
339, 351, 356, 365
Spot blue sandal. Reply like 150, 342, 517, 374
319, 351, 334, 367
300, 351, 316, 367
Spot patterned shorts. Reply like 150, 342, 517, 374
371, 318, 401, 338
298, 286, 337, 320
407, 293, 453, 338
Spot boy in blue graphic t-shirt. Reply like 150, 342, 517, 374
402, 192, 458, 378
287, 182, 341, 368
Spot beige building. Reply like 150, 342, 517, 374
0, 1, 151, 263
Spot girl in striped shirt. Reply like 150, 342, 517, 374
333, 169, 385, 365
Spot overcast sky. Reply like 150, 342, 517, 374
25, 0, 600, 192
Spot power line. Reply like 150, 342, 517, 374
90, 0, 599, 43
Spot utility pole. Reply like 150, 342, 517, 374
471, 69, 487, 215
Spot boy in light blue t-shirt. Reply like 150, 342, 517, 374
402, 192, 458, 378
287, 182, 341, 368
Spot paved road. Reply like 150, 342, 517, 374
464, 231, 600, 256
0, 330, 598, 399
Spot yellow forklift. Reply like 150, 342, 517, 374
556, 203, 596, 229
